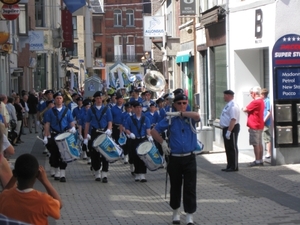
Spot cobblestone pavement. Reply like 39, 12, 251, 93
9, 129, 300, 225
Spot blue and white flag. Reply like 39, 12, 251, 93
63, 0, 86, 14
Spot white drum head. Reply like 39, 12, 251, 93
93, 134, 106, 146
137, 141, 152, 155
55, 132, 71, 141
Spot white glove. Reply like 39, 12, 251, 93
147, 136, 153, 142
69, 127, 76, 134
166, 112, 181, 117
161, 140, 170, 155
36, 121, 40, 126
225, 131, 231, 140
83, 138, 88, 145
79, 135, 83, 141
43, 136, 48, 145
105, 129, 112, 136
129, 133, 136, 139
87, 134, 91, 140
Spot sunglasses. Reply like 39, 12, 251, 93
176, 101, 187, 105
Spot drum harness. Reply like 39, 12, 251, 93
91, 105, 108, 133
50, 107, 69, 134
130, 115, 146, 139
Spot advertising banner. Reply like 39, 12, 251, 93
29, 30, 44, 51
180, 0, 195, 15
143, 16, 164, 37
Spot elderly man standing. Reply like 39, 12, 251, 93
242, 86, 265, 167
220, 90, 240, 172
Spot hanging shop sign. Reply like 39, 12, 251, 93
0, 0, 20, 5
1, 4, 20, 20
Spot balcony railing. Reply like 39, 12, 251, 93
105, 54, 138, 63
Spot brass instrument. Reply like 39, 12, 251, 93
143, 70, 166, 92
63, 89, 72, 106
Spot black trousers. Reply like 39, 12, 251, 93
112, 124, 120, 144
167, 154, 197, 213
88, 129, 109, 172
46, 133, 67, 169
130, 138, 147, 174
222, 124, 240, 170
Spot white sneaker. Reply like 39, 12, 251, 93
135, 174, 140, 182
186, 213, 193, 224
124, 155, 128, 164
82, 151, 87, 160
172, 208, 180, 224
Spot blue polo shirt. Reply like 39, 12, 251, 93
264, 97, 271, 126
111, 104, 124, 124
125, 114, 150, 138
144, 111, 159, 125
44, 106, 74, 133
154, 116, 198, 154
86, 105, 112, 129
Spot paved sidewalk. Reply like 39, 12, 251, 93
10, 128, 300, 225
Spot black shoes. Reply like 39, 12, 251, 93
102, 177, 108, 183
95, 177, 101, 182
221, 168, 238, 172
60, 177, 66, 182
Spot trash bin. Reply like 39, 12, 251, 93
197, 126, 213, 153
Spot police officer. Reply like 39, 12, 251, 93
124, 101, 152, 182
43, 92, 76, 183
111, 93, 124, 143
220, 90, 240, 172
151, 94, 200, 225
83, 91, 113, 182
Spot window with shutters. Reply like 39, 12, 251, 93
114, 35, 123, 61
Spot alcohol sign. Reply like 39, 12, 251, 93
1, 4, 20, 20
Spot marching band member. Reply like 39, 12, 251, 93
83, 91, 113, 183
111, 93, 124, 144
141, 91, 155, 113
78, 99, 92, 162
129, 89, 142, 103
68, 93, 79, 113
120, 102, 132, 165
156, 97, 166, 122
108, 93, 117, 108
124, 101, 152, 182
163, 93, 171, 112
144, 102, 159, 128
151, 94, 200, 225
173, 88, 191, 111
43, 92, 76, 183
72, 96, 83, 124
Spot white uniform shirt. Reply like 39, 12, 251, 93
220, 100, 240, 128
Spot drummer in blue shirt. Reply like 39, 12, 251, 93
83, 91, 113, 183
111, 93, 124, 144
129, 89, 143, 103
124, 101, 152, 182
151, 94, 200, 225
156, 97, 166, 122
144, 102, 159, 128
120, 102, 132, 165
43, 91, 76, 183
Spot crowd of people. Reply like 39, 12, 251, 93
0, 85, 272, 225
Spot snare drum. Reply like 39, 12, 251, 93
194, 140, 204, 155
93, 134, 123, 162
136, 141, 164, 171
55, 132, 81, 163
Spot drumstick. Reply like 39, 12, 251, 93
36, 136, 44, 142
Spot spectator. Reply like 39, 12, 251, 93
0, 124, 14, 189
27, 91, 39, 134
6, 97, 18, 146
261, 88, 271, 162
20, 94, 29, 129
0, 95, 10, 136
0, 153, 62, 224
0, 123, 15, 159
242, 86, 265, 167
13, 97, 24, 144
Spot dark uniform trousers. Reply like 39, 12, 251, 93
81, 129, 90, 158
167, 154, 197, 214
112, 124, 120, 144
123, 138, 130, 159
88, 128, 109, 172
222, 123, 240, 170
46, 132, 67, 170
130, 137, 147, 174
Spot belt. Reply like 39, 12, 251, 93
171, 152, 193, 157
136, 136, 146, 139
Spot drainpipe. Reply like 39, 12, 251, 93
225, 0, 230, 88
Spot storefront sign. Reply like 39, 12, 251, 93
29, 30, 44, 51
276, 68, 300, 99
0, 0, 20, 5
1, 4, 20, 20
180, 0, 195, 15
143, 16, 164, 37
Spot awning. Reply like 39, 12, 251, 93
63, 0, 86, 14
176, 50, 193, 63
